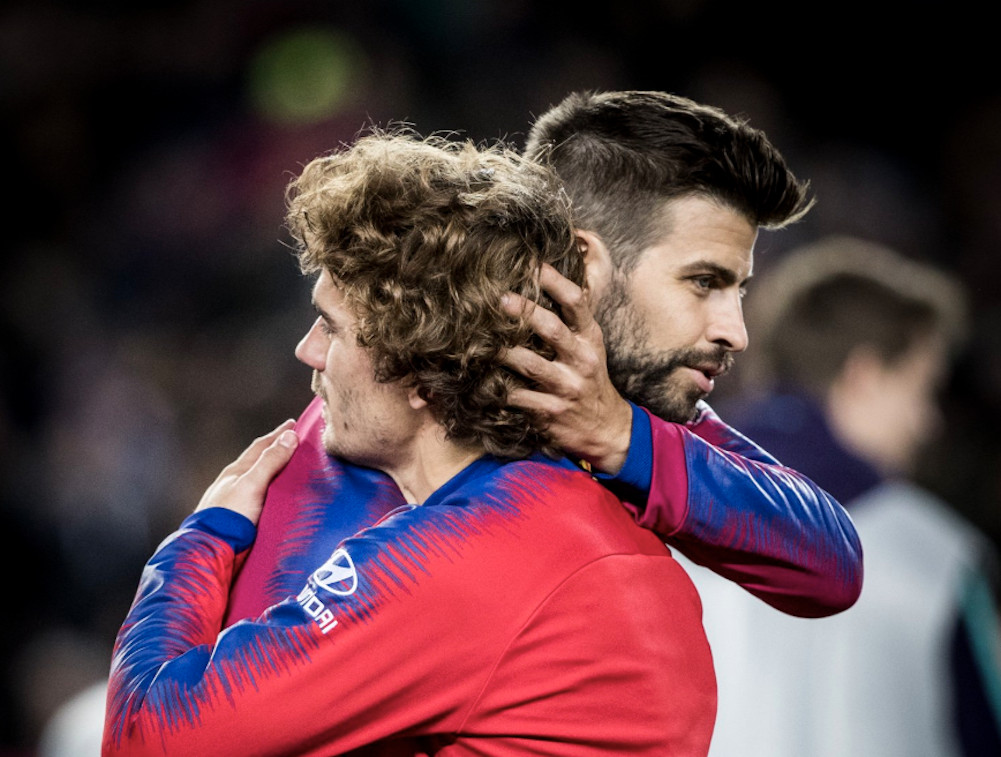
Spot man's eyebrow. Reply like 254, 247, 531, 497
316, 303, 338, 323
310, 296, 336, 324
677, 260, 751, 286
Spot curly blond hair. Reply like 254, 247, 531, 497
285, 130, 583, 459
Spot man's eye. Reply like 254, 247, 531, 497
692, 275, 714, 289
317, 318, 336, 336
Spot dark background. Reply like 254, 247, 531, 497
2, 1, 1000, 753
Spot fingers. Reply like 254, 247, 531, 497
243, 424, 299, 489
228, 419, 296, 475
497, 267, 631, 473
503, 343, 592, 411
501, 344, 561, 387
502, 290, 576, 358
501, 263, 598, 357
195, 419, 299, 520
500, 312, 603, 385
506, 385, 564, 419
538, 263, 593, 332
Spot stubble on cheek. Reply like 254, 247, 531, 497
318, 382, 358, 458
596, 289, 696, 424
600, 310, 728, 424
607, 351, 698, 424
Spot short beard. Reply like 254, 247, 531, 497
595, 275, 732, 424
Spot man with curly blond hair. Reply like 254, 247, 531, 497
103, 132, 717, 756
288, 132, 583, 463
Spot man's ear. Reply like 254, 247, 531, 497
576, 229, 614, 303
407, 385, 429, 411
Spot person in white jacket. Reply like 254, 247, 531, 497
702, 235, 1001, 757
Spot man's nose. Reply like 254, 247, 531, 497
295, 320, 327, 370
706, 294, 749, 353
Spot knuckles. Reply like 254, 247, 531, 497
561, 287, 586, 312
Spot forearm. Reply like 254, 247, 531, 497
103, 509, 263, 754
625, 408, 863, 618
104, 510, 365, 756
103, 510, 356, 756
103, 507, 465, 756
686, 400, 781, 464
102, 422, 423, 755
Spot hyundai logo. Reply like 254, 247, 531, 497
312, 548, 358, 596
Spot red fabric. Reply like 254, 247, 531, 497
105, 458, 716, 756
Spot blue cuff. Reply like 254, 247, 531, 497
594, 401, 653, 505
180, 508, 257, 553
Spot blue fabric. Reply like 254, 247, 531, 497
594, 401, 654, 506
182, 507, 257, 553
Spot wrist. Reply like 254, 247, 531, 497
585, 396, 633, 475
182, 508, 257, 553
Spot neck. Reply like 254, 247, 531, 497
825, 380, 902, 478
383, 420, 485, 504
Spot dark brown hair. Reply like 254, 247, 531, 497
525, 90, 814, 271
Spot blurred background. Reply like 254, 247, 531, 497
2, 0, 999, 753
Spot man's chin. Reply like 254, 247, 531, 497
634, 389, 704, 425
320, 426, 338, 459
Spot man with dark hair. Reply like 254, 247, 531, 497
515, 89, 810, 427
103, 133, 716, 756
226, 90, 861, 628
697, 236, 1001, 757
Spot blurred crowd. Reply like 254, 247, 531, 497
2, 1, 1000, 754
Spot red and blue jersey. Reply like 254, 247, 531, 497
104, 454, 716, 756
225, 398, 406, 621
225, 398, 862, 626
639, 403, 862, 617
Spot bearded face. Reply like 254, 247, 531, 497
589, 195, 755, 423
596, 271, 733, 424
